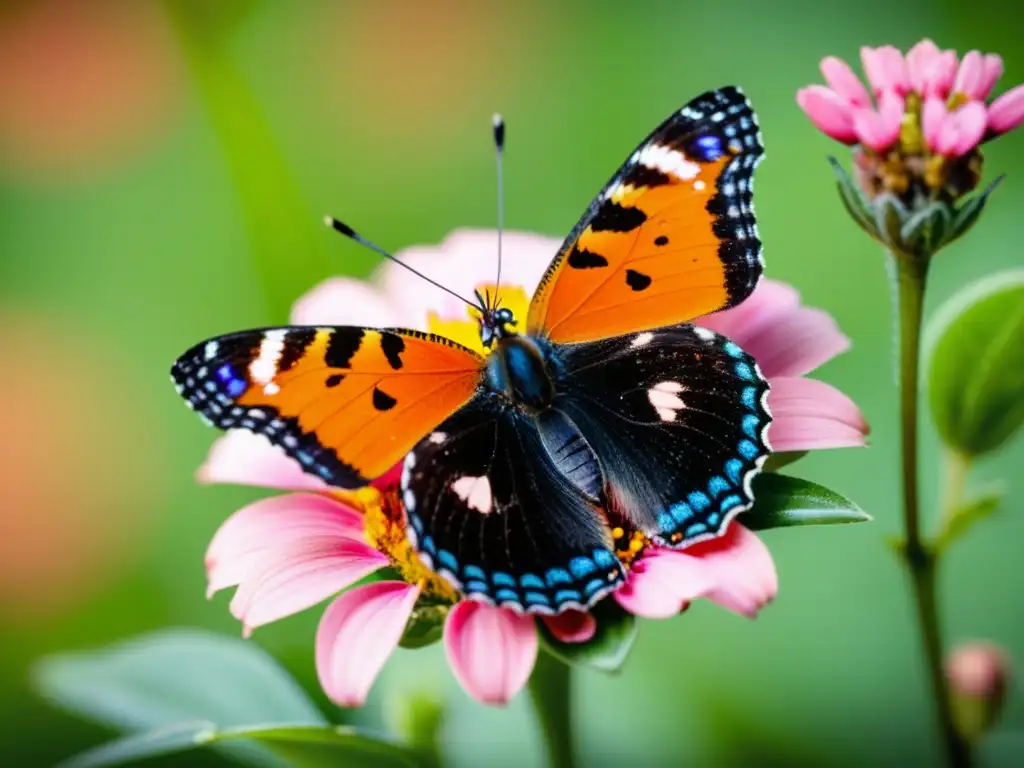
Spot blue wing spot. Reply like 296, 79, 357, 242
708, 475, 729, 498
739, 439, 759, 460
525, 591, 550, 607
707, 512, 721, 527
670, 502, 693, 523
721, 494, 743, 511
465, 580, 488, 593
462, 564, 485, 582
546, 568, 572, 587
226, 378, 246, 397
688, 491, 711, 512
421, 535, 436, 554
695, 134, 724, 160
554, 589, 583, 606
492, 572, 516, 588
734, 362, 755, 381
583, 578, 607, 597
520, 573, 545, 590
409, 513, 424, 535
723, 341, 744, 358
495, 588, 520, 603
658, 512, 676, 531
438, 549, 458, 571
593, 549, 617, 569
569, 557, 597, 580
685, 522, 708, 538
742, 386, 757, 410
725, 458, 744, 484
743, 414, 762, 438
216, 364, 234, 381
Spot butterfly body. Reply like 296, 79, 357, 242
173, 86, 772, 615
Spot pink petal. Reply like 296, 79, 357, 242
727, 304, 849, 379
953, 51, 984, 99
444, 600, 538, 706
618, 525, 777, 620
922, 97, 949, 151
197, 431, 330, 492
906, 39, 941, 93
979, 54, 1004, 100
290, 277, 404, 327
796, 86, 857, 143
316, 581, 421, 708
541, 610, 597, 644
989, 84, 1024, 135
933, 101, 988, 157
933, 51, 960, 98
699, 279, 801, 343
820, 56, 870, 107
767, 376, 869, 452
852, 91, 905, 151
861, 45, 910, 95
206, 492, 365, 597
230, 536, 389, 635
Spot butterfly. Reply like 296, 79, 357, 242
171, 86, 770, 616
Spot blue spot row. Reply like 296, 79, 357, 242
216, 363, 247, 398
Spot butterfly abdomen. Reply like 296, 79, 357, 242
485, 335, 554, 409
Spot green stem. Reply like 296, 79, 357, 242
894, 254, 971, 768
527, 651, 576, 768
940, 449, 972, 530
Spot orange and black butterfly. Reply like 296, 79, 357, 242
172, 86, 770, 615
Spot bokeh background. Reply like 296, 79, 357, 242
1, 0, 1021, 765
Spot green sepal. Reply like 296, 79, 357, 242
742, 473, 871, 530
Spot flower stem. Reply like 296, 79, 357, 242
527, 650, 576, 768
894, 254, 972, 767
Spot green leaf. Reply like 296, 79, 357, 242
762, 451, 808, 472
742, 474, 871, 530
33, 628, 326, 767
934, 484, 1005, 553
399, 602, 448, 650
944, 176, 1004, 248
925, 270, 1024, 457
538, 598, 637, 674
828, 157, 878, 239
58, 723, 421, 768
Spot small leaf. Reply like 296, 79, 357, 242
743, 474, 870, 530
925, 270, 1024, 457
57, 723, 420, 768
399, 602, 448, 650
944, 175, 1004, 248
538, 599, 637, 674
828, 157, 879, 239
900, 201, 951, 257
762, 451, 808, 472
33, 628, 326, 767
934, 484, 1005, 553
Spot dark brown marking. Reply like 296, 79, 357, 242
372, 386, 397, 411
325, 374, 344, 388
622, 164, 672, 189
324, 328, 364, 369
625, 269, 652, 291
566, 247, 609, 269
277, 329, 317, 373
654, 235, 669, 246
588, 201, 647, 234
380, 331, 405, 370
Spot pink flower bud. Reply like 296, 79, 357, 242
907, 39, 957, 98
947, 642, 1011, 740
923, 99, 988, 157
988, 83, 1024, 134
820, 56, 871, 107
852, 91, 905, 151
796, 85, 857, 144
861, 45, 911, 95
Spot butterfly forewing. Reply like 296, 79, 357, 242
527, 86, 764, 344
171, 326, 483, 487
550, 324, 771, 547
401, 397, 625, 614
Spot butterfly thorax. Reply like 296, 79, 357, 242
485, 334, 554, 409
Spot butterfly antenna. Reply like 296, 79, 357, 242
324, 216, 481, 312
492, 113, 505, 312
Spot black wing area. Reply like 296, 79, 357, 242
551, 324, 771, 548
401, 396, 624, 615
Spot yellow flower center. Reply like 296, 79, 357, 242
426, 283, 531, 354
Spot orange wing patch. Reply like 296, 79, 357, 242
527, 86, 764, 344
171, 327, 483, 487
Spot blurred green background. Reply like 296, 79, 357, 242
1, 0, 1021, 765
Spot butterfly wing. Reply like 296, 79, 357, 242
171, 327, 483, 487
401, 396, 624, 614
550, 325, 771, 548
527, 86, 764, 344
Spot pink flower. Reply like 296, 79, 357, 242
860, 45, 911, 95
906, 39, 958, 99
200, 231, 867, 694
988, 85, 1024, 135
953, 51, 1004, 101
922, 98, 988, 158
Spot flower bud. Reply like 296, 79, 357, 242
946, 641, 1011, 741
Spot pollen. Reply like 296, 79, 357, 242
612, 525, 649, 569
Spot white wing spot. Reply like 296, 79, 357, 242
451, 475, 493, 514
203, 341, 219, 361
428, 432, 448, 444
693, 180, 706, 191
631, 332, 654, 348
648, 380, 685, 422
263, 382, 280, 396
250, 330, 288, 386
635, 143, 700, 181
694, 327, 716, 342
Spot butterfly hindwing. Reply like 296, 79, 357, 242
171, 326, 483, 487
550, 324, 771, 547
401, 396, 624, 614
527, 86, 764, 344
